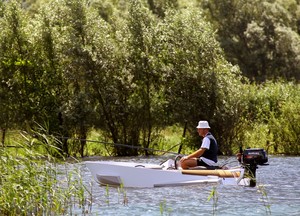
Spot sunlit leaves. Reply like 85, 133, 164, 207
204, 0, 300, 81
1, 0, 299, 156
241, 81, 300, 154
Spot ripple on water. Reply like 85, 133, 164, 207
77, 155, 300, 215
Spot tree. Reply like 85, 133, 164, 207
38, 0, 99, 157
150, 7, 246, 154
203, 0, 300, 82
0, 1, 37, 144
86, 0, 165, 156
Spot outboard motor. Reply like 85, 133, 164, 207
238, 148, 268, 187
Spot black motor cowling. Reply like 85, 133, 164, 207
241, 148, 268, 165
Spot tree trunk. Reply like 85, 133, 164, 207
1, 128, 6, 147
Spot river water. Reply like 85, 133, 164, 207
77, 155, 300, 216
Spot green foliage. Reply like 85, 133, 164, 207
148, 6, 246, 154
147, 0, 179, 18
0, 134, 90, 215
0, 0, 300, 156
0, 1, 31, 129
241, 81, 300, 154
203, 0, 300, 82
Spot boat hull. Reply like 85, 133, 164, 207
85, 161, 247, 188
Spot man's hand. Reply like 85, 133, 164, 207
179, 156, 189, 163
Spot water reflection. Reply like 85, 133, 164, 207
78, 156, 300, 215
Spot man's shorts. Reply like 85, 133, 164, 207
197, 158, 209, 167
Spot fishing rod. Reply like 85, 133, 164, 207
58, 136, 181, 155
177, 120, 187, 154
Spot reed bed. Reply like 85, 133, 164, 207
0, 135, 92, 215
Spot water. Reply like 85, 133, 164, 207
78, 156, 300, 216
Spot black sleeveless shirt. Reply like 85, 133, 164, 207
202, 132, 218, 163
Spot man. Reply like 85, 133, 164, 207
179, 120, 218, 169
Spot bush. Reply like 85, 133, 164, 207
240, 81, 300, 154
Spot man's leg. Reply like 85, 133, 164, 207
180, 158, 198, 169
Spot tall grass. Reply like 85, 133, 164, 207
257, 184, 272, 215
207, 186, 218, 215
0, 131, 91, 215
159, 199, 173, 216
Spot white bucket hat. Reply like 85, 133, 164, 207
196, 121, 210, 129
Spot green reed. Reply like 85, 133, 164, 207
207, 186, 218, 215
117, 183, 128, 206
159, 199, 172, 216
257, 184, 272, 215
0, 133, 92, 215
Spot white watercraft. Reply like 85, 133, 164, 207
85, 148, 268, 188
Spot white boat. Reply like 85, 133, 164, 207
85, 148, 268, 188
86, 160, 248, 188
